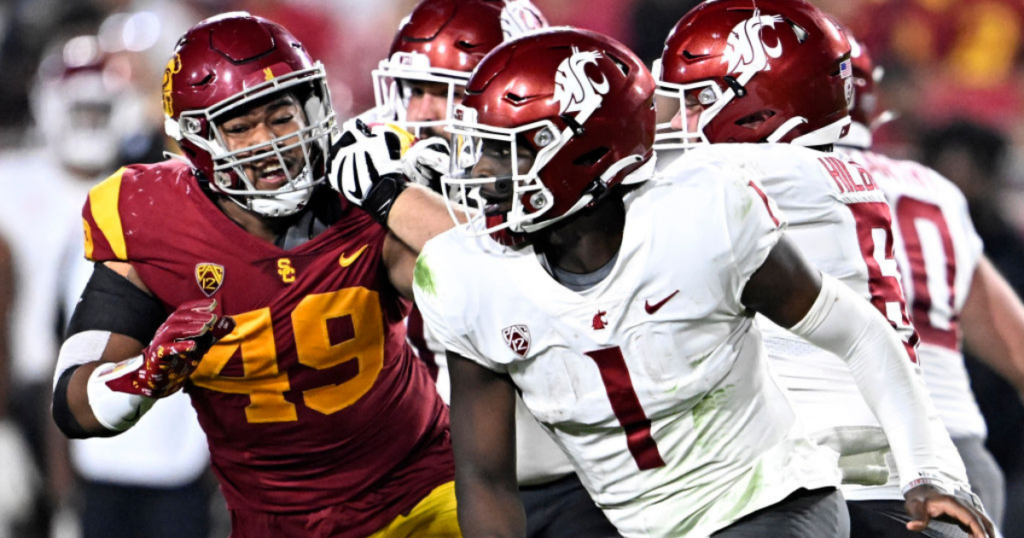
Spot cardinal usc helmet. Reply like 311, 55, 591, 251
163, 12, 335, 217
443, 28, 656, 241
372, 0, 546, 135
841, 29, 889, 149
654, 0, 853, 150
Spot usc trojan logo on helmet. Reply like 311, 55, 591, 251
161, 54, 182, 117
554, 48, 609, 125
195, 263, 225, 297
723, 11, 784, 80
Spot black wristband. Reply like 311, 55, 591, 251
363, 173, 410, 225
52, 365, 90, 439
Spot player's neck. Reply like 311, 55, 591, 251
533, 194, 625, 275
215, 196, 296, 244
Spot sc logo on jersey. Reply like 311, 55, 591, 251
278, 258, 296, 283
502, 325, 531, 357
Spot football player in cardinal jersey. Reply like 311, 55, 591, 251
50, 13, 462, 538
838, 31, 1024, 530
654, 1, 993, 536
411, 27, 990, 538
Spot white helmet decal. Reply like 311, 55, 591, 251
723, 10, 784, 80
554, 47, 609, 124
500, 0, 545, 39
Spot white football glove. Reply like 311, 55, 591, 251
402, 137, 450, 192
328, 119, 409, 223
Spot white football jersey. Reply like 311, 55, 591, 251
406, 307, 577, 485
841, 147, 986, 439
415, 166, 840, 538
674, 144, 968, 501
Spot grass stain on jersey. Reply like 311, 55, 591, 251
692, 384, 734, 447
414, 254, 436, 296
722, 461, 763, 521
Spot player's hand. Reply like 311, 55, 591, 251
105, 299, 235, 398
328, 119, 410, 223
402, 136, 450, 192
904, 484, 994, 538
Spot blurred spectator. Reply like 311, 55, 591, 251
920, 119, 1024, 533
0, 231, 39, 538
0, 30, 220, 538
846, 0, 1024, 135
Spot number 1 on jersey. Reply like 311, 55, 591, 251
584, 347, 666, 470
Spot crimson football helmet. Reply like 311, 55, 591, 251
32, 35, 145, 174
371, 0, 546, 134
443, 28, 656, 239
840, 29, 890, 148
653, 0, 852, 150
163, 12, 335, 217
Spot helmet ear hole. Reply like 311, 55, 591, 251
573, 147, 609, 167
735, 110, 776, 129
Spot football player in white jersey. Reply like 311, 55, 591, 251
362, 0, 547, 192
838, 31, 1024, 530
653, 1, 994, 537
358, 1, 619, 536
410, 27, 992, 538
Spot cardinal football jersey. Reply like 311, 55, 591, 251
415, 165, 840, 538
678, 143, 967, 500
842, 147, 987, 439
81, 161, 452, 536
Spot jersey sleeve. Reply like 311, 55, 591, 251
956, 188, 984, 278
721, 174, 787, 305
412, 238, 508, 374
82, 167, 131, 263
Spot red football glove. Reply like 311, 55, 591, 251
105, 299, 235, 398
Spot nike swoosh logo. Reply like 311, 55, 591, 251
346, 157, 363, 200
644, 290, 679, 315
339, 245, 369, 267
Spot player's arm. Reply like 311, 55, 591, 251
52, 262, 232, 439
960, 255, 1024, 397
741, 237, 993, 538
447, 349, 525, 538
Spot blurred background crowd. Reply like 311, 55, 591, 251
0, 0, 1021, 537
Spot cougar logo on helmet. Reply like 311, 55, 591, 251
554, 48, 609, 123
500, 0, 545, 39
724, 11, 784, 80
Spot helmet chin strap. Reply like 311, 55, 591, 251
518, 154, 653, 234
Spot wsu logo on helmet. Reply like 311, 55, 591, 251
554, 47, 609, 125
723, 10, 784, 79
500, 0, 545, 40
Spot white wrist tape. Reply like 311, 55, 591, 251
788, 274, 963, 495
85, 357, 155, 432
53, 331, 112, 392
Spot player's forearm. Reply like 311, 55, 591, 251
52, 331, 153, 439
455, 474, 527, 538
961, 257, 1024, 394
788, 275, 964, 492
387, 184, 459, 252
